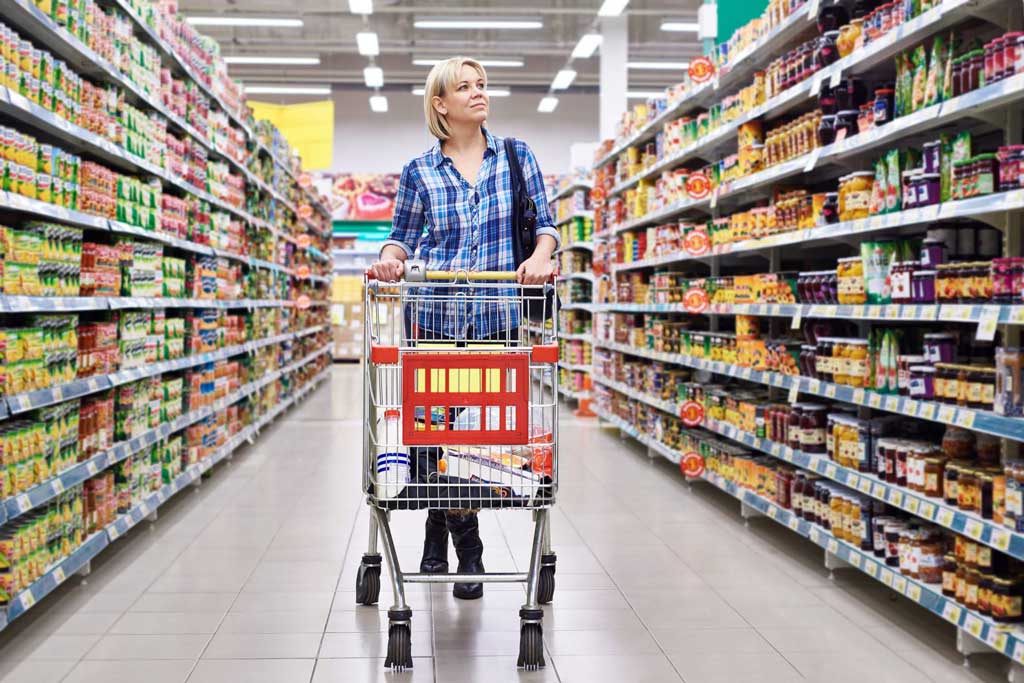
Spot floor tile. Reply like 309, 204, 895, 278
432, 655, 557, 683
319, 631, 433, 658
109, 612, 223, 635
202, 632, 322, 659
667, 651, 803, 683
187, 658, 315, 683
651, 627, 775, 657
85, 634, 211, 661
0, 634, 101, 661
62, 659, 194, 683
218, 611, 329, 634
552, 653, 683, 682
129, 593, 236, 614
543, 627, 662, 655
311, 657, 434, 682
0, 659, 75, 683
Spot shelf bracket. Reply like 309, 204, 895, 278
823, 548, 853, 580
76, 560, 92, 580
956, 627, 997, 668
740, 501, 765, 524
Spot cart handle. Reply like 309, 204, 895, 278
368, 259, 555, 283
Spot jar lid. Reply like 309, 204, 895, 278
909, 365, 936, 374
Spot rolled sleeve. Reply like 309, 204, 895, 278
385, 162, 426, 256
380, 239, 414, 258
516, 141, 560, 249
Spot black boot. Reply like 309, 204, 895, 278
447, 512, 484, 600
420, 509, 449, 573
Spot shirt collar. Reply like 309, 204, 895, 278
431, 128, 498, 168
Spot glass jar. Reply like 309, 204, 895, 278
821, 192, 840, 224
834, 109, 859, 141
958, 467, 980, 513
944, 462, 961, 506
912, 270, 937, 303
800, 404, 828, 453
787, 404, 803, 450
942, 554, 958, 596
991, 577, 1024, 623
976, 153, 997, 195
924, 333, 957, 364
908, 365, 935, 399
817, 115, 837, 147
924, 457, 945, 498
873, 87, 895, 126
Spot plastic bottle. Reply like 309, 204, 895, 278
376, 409, 409, 499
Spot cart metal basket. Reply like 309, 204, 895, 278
355, 261, 559, 671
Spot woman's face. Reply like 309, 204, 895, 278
433, 64, 489, 128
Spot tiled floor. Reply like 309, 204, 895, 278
0, 366, 1014, 682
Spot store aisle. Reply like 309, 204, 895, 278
0, 365, 1010, 683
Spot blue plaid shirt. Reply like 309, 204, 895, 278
383, 129, 559, 338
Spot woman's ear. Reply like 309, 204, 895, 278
431, 95, 447, 116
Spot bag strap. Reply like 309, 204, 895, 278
504, 137, 527, 191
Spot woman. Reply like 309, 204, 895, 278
368, 56, 558, 599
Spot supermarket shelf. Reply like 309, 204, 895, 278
559, 332, 593, 342
556, 273, 595, 283
554, 242, 594, 254
0, 190, 110, 231
550, 179, 593, 202
554, 212, 594, 228
557, 361, 591, 373
592, 402, 1024, 669
614, 189, 1024, 272
594, 338, 1024, 442
558, 386, 590, 401
592, 372, 1024, 563
2, 359, 331, 626
559, 302, 596, 312
3, 325, 325, 416
591, 301, 1024, 326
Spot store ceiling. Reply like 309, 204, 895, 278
177, 0, 704, 93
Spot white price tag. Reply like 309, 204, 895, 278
827, 539, 839, 554
858, 478, 872, 494
710, 187, 719, 209
51, 479, 64, 495
19, 591, 35, 610
872, 483, 886, 499
788, 384, 799, 404
53, 566, 66, 584
977, 304, 1001, 341
955, 411, 976, 429
866, 562, 878, 577
889, 490, 903, 507
853, 389, 866, 405
1015, 641, 1024, 664
108, 525, 120, 541
86, 460, 98, 476
807, 0, 820, 19
767, 505, 778, 520
920, 502, 936, 520
937, 405, 956, 423
906, 497, 919, 514
803, 147, 823, 172
885, 396, 900, 412
881, 570, 894, 587
869, 393, 883, 409
849, 553, 862, 568
992, 528, 1012, 552
15, 495, 31, 513
920, 403, 937, 421
825, 464, 838, 479
990, 631, 1009, 652
807, 379, 821, 394
791, 310, 802, 329
893, 576, 907, 594
964, 519, 984, 539
907, 584, 922, 602
825, 384, 837, 399
965, 615, 984, 638
829, 68, 842, 89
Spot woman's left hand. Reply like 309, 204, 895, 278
516, 252, 554, 285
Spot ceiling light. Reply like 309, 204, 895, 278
551, 69, 576, 90
412, 57, 524, 68
598, 0, 630, 17
244, 85, 331, 95
538, 96, 559, 113
348, 0, 373, 15
224, 56, 319, 65
186, 16, 303, 27
627, 61, 690, 70
627, 90, 665, 99
356, 32, 379, 56
660, 20, 700, 31
369, 95, 388, 112
571, 34, 603, 59
414, 18, 543, 30
363, 66, 384, 87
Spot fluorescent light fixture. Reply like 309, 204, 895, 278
571, 33, 602, 59
627, 90, 665, 99
551, 69, 576, 90
244, 85, 330, 95
627, 61, 690, 70
369, 95, 388, 112
598, 0, 630, 17
660, 20, 700, 31
224, 56, 319, 65
413, 57, 524, 68
538, 96, 559, 113
363, 66, 384, 87
356, 32, 379, 56
348, 0, 373, 14
186, 16, 303, 27
411, 86, 509, 96
414, 18, 542, 30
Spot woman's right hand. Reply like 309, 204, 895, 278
368, 257, 405, 282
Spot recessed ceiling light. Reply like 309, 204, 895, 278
627, 61, 690, 70
412, 57, 524, 68
414, 17, 543, 30
538, 96, 559, 113
348, 0, 373, 15
244, 85, 331, 94
660, 20, 700, 31
571, 34, 603, 59
186, 16, 303, 27
363, 66, 384, 87
369, 95, 388, 112
225, 56, 320, 65
627, 90, 665, 99
551, 69, 576, 90
598, 0, 630, 17
356, 32, 379, 56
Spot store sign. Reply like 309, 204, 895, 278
681, 451, 706, 478
298, 204, 313, 220
688, 57, 716, 84
685, 172, 711, 200
296, 294, 311, 310
683, 287, 709, 314
679, 400, 705, 427
683, 229, 710, 256
297, 234, 312, 249
296, 265, 311, 279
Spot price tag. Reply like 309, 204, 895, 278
992, 528, 1012, 551
848, 474, 860, 489
803, 147, 823, 172
937, 405, 956, 423
867, 305, 882, 318
938, 509, 956, 527
990, 631, 1009, 652
807, 0, 821, 19
86, 460, 98, 476
830, 68, 843, 89
770, 442, 782, 456
809, 527, 821, 543
19, 591, 35, 610
965, 519, 984, 539
825, 385, 837, 399
53, 566, 66, 584
869, 393, 883, 409
827, 539, 839, 554
920, 502, 936, 520
853, 389, 866, 405
788, 384, 799, 404
791, 310, 802, 329
825, 464, 838, 479
15, 495, 31, 513
710, 187, 719, 209
767, 505, 778, 520
907, 583, 922, 602
965, 615, 984, 639
906, 497, 920, 514
847, 553, 863, 570
1015, 641, 1024, 664
977, 304, 1001, 341
788, 515, 801, 531
920, 403, 937, 421
807, 379, 821, 394
866, 562, 878, 577
885, 396, 900, 412
858, 478, 872, 494
955, 411, 976, 429
108, 525, 120, 541
881, 570, 894, 587
889, 490, 903, 507
51, 479, 64, 495
872, 483, 886, 499
139, 502, 150, 518
893, 576, 907, 594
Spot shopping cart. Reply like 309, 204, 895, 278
355, 260, 559, 671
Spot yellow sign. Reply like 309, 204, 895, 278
249, 99, 335, 170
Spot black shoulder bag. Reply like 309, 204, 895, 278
504, 137, 553, 323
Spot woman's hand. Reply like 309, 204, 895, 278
516, 251, 554, 286
368, 257, 405, 282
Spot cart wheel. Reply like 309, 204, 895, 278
355, 562, 380, 605
384, 622, 413, 671
517, 622, 545, 670
537, 565, 555, 604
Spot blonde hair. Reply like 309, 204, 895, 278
423, 56, 488, 140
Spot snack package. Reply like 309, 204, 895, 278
925, 35, 948, 106
911, 45, 928, 112
940, 133, 953, 201
871, 158, 888, 215
885, 148, 902, 213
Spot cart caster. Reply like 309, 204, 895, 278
385, 610, 413, 671
537, 555, 556, 604
517, 609, 545, 670
355, 554, 381, 606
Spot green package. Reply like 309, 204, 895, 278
925, 35, 948, 107
911, 45, 928, 113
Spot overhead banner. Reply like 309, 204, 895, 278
249, 100, 335, 171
